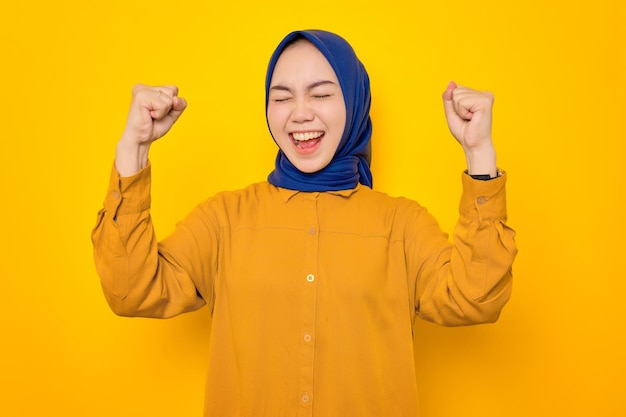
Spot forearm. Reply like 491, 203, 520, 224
445, 210, 516, 324
415, 173, 517, 326
91, 165, 205, 318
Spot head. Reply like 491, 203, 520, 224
267, 39, 346, 174
265, 30, 373, 192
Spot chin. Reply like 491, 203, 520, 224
294, 165, 322, 174
291, 160, 329, 174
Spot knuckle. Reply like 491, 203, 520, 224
131, 83, 147, 95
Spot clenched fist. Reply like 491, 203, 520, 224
116, 84, 187, 176
442, 81, 497, 177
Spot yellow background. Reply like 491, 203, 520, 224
1, 0, 624, 416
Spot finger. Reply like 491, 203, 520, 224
453, 96, 474, 121
147, 97, 173, 119
454, 90, 494, 122
132, 84, 177, 95
135, 88, 173, 119
452, 87, 484, 121
152, 87, 178, 103
149, 105, 172, 120
131, 84, 178, 102
151, 98, 187, 138
149, 86, 183, 118
158, 85, 179, 98
128, 84, 185, 127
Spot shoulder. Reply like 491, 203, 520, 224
195, 181, 287, 217
341, 186, 431, 231
204, 181, 278, 204
352, 185, 424, 211
179, 182, 279, 229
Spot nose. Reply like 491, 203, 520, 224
291, 98, 314, 123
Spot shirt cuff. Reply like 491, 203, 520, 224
103, 162, 152, 218
459, 170, 507, 221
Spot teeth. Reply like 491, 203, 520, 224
293, 131, 323, 141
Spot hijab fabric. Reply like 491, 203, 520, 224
265, 30, 373, 192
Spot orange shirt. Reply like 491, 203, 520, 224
92, 164, 516, 417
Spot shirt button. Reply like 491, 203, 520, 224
304, 333, 312, 343
306, 274, 315, 283
301, 392, 310, 403
112, 191, 120, 200
477, 196, 488, 205
309, 227, 316, 235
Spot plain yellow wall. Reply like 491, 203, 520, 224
1, 1, 624, 416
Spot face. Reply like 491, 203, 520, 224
267, 40, 346, 174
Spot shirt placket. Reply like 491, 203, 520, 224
298, 192, 320, 417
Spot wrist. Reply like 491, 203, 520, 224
115, 135, 151, 177
464, 143, 497, 177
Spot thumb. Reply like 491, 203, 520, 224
168, 96, 188, 122
442, 80, 457, 118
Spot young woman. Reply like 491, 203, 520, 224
93, 30, 516, 416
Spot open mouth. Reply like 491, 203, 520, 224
291, 131, 324, 149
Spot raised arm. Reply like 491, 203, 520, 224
413, 82, 516, 326
92, 85, 205, 318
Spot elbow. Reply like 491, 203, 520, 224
459, 303, 506, 326
102, 289, 205, 319
419, 284, 512, 327
426, 303, 507, 327
104, 293, 142, 317
449, 286, 512, 327
453, 268, 514, 326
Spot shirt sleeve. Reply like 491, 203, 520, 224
91, 163, 206, 318
412, 171, 517, 326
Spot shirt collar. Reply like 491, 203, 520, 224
276, 183, 363, 203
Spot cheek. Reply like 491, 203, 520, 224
267, 106, 287, 134
323, 103, 346, 134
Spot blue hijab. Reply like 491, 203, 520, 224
265, 30, 373, 192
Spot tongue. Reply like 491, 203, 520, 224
298, 138, 321, 149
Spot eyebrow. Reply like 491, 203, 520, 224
269, 80, 337, 93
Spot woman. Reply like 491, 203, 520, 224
92, 29, 516, 416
